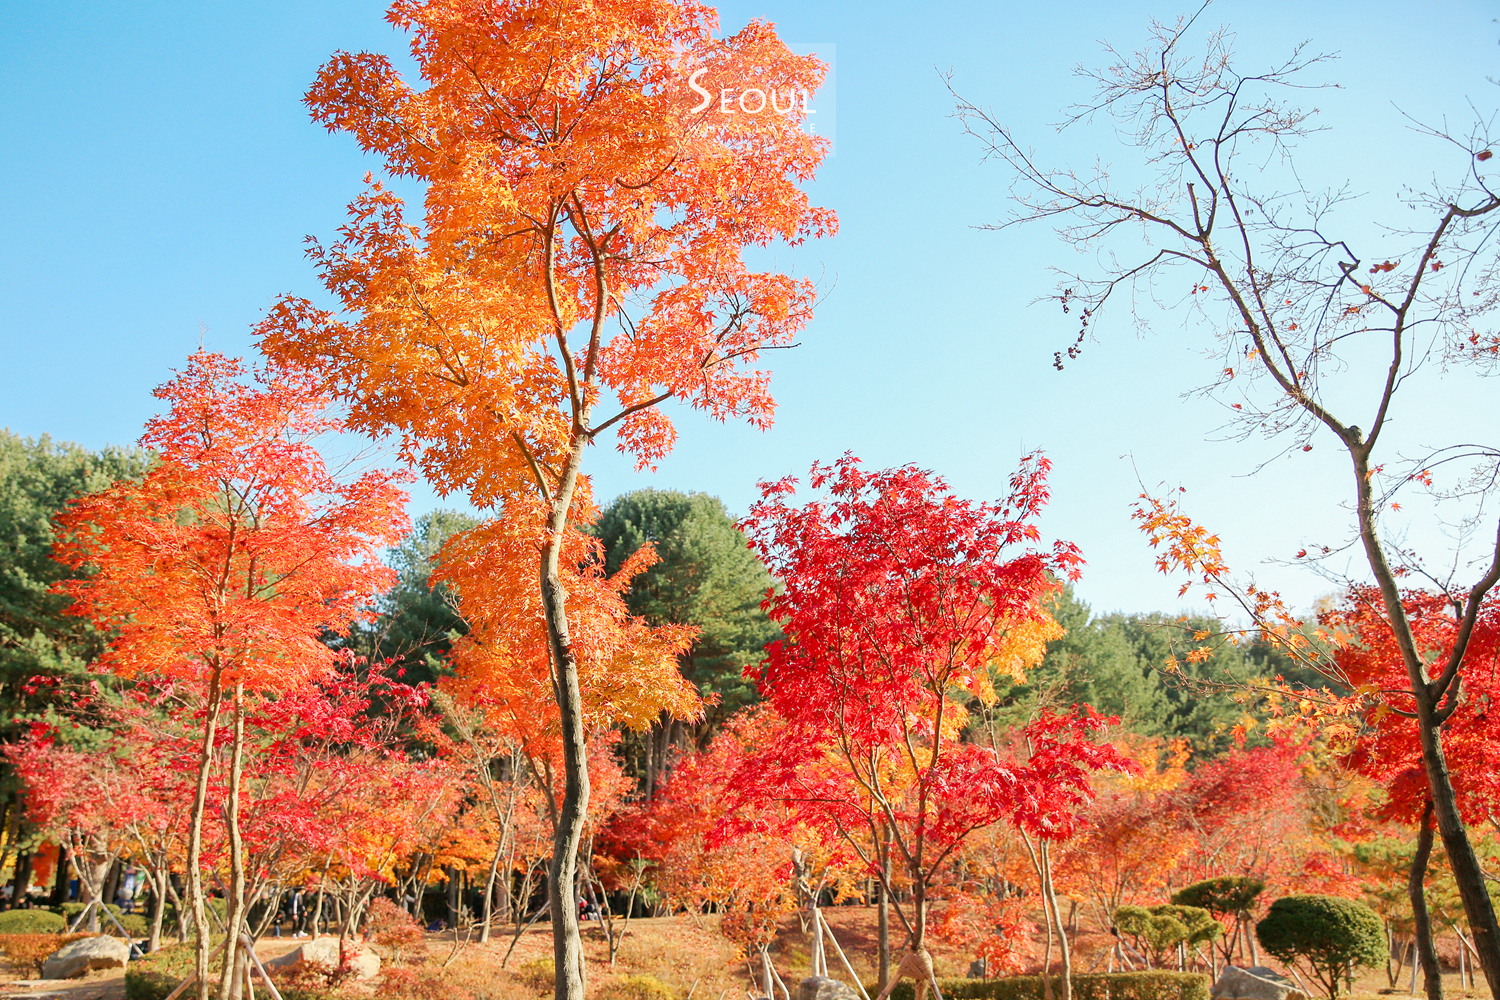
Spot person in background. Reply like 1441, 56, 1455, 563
116, 866, 139, 914
286, 886, 307, 939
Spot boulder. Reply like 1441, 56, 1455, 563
263, 936, 381, 980
1211, 966, 1304, 1000
42, 935, 131, 979
799, 976, 861, 1000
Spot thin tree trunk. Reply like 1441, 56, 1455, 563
101, 857, 123, 916
168, 877, 191, 943
50, 844, 69, 906
219, 684, 248, 1000
877, 853, 891, 991
1410, 801, 1443, 1000
1043, 842, 1072, 1000
309, 858, 331, 938
150, 866, 169, 953
541, 435, 592, 1000
187, 678, 224, 1000
481, 836, 505, 944
1351, 447, 1500, 996
9, 851, 33, 908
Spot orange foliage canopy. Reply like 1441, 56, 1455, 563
258, 0, 836, 504
434, 507, 699, 749
53, 351, 409, 691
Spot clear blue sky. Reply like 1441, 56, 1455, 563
2, 1, 1494, 617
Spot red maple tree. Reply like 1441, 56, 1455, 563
51, 351, 407, 999
737, 455, 1131, 999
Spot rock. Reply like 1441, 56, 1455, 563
968, 959, 989, 978
799, 976, 860, 1000
263, 936, 381, 980
42, 935, 131, 979
1211, 966, 1305, 1000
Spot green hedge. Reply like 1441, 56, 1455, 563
48, 902, 149, 937
0, 909, 66, 934
876, 972, 1211, 1000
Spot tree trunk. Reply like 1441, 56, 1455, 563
1352, 447, 1500, 997
911, 874, 926, 954
168, 876, 191, 943
9, 850, 33, 907
542, 434, 592, 1000
481, 836, 505, 944
150, 866, 169, 953
101, 857, 123, 917
1420, 722, 1500, 994
218, 684, 248, 1000
1043, 842, 1072, 1000
445, 865, 460, 928
877, 858, 891, 991
50, 843, 69, 906
187, 677, 223, 1000
1410, 801, 1444, 1000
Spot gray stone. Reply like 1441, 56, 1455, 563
799, 976, 860, 1000
263, 936, 380, 980
1211, 966, 1304, 1000
42, 935, 131, 979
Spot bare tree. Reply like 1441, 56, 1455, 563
953, 9, 1500, 996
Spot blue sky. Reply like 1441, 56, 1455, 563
2, 1, 1495, 617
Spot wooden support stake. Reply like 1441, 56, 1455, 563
818, 910, 872, 1000
241, 933, 285, 1000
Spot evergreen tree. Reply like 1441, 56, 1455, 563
592, 490, 777, 797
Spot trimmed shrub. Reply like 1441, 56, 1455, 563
1115, 904, 1223, 967
0, 909, 66, 934
1256, 895, 1384, 1000
1170, 877, 1265, 918
875, 971, 1211, 1000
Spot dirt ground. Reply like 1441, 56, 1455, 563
0, 907, 1489, 1000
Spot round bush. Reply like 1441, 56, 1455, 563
1170, 876, 1265, 917
0, 909, 66, 934
1255, 895, 1384, 1000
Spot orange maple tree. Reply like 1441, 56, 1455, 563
256, 1, 834, 991
53, 351, 407, 1000
1053, 739, 1195, 932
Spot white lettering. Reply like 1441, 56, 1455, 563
687, 68, 711, 114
